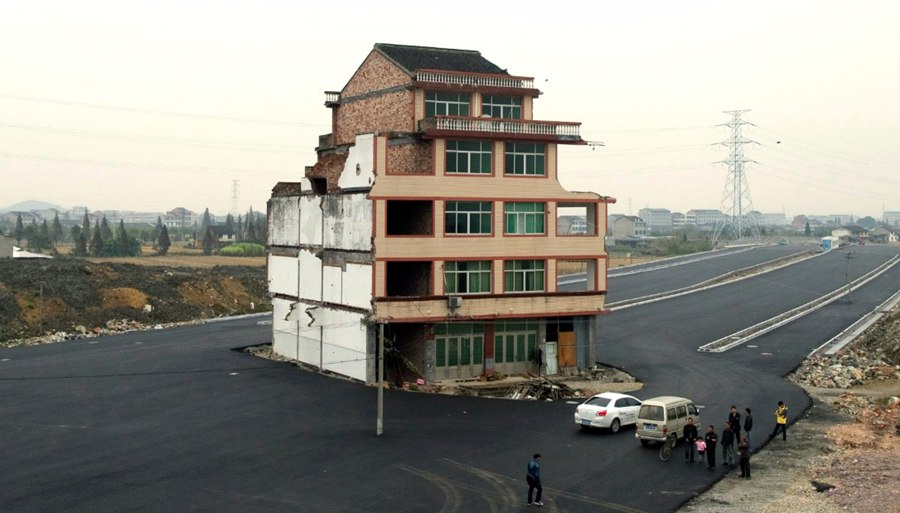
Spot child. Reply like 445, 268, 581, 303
695, 438, 707, 464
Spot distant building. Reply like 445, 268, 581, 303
608, 214, 649, 238
686, 209, 724, 228
884, 211, 900, 228
671, 212, 686, 228
638, 208, 672, 233
757, 212, 788, 226
832, 225, 868, 243
164, 207, 198, 228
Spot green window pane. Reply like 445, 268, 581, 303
474, 336, 483, 364
505, 335, 515, 362
448, 338, 459, 366
494, 335, 503, 363
436, 339, 446, 367
461, 337, 471, 365
516, 335, 526, 362
527, 334, 537, 361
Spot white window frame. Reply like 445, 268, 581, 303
504, 142, 546, 176
444, 261, 492, 294
446, 140, 492, 174
503, 260, 545, 292
445, 201, 492, 235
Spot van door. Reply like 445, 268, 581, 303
675, 405, 688, 438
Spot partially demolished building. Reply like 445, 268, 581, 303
268, 43, 614, 383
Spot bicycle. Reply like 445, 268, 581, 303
658, 434, 677, 462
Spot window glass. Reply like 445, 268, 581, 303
504, 142, 546, 175
585, 397, 611, 407
425, 92, 471, 117
494, 335, 503, 363
640, 405, 664, 421
448, 337, 459, 366
444, 261, 491, 294
436, 339, 446, 367
446, 140, 492, 174
505, 202, 545, 235
677, 405, 687, 419
482, 95, 522, 119
666, 408, 676, 420
445, 201, 492, 235
503, 260, 545, 292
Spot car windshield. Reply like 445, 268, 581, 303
639, 404, 664, 421
584, 397, 611, 407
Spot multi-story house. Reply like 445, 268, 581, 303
267, 43, 614, 383
686, 208, 725, 228
607, 214, 648, 239
637, 208, 672, 233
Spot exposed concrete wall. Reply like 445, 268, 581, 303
269, 196, 300, 247
322, 194, 372, 251
323, 262, 372, 310
298, 249, 322, 301
337, 133, 376, 190
268, 255, 298, 297
299, 195, 323, 246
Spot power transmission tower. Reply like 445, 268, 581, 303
712, 110, 760, 245
230, 180, 240, 218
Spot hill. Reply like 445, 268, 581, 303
0, 200, 64, 213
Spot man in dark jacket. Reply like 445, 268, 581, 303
683, 417, 699, 462
728, 405, 741, 439
721, 422, 735, 466
743, 407, 754, 452
526, 453, 543, 506
704, 425, 718, 470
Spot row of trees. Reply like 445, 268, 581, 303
70, 214, 142, 257
8, 208, 267, 257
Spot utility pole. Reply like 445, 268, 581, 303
231, 180, 240, 218
844, 252, 853, 303
377, 323, 385, 436
712, 110, 760, 245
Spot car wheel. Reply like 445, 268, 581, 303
610, 418, 621, 433
640, 439, 650, 447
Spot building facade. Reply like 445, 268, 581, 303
268, 44, 614, 383
607, 214, 648, 238
637, 208, 672, 233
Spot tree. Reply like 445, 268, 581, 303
201, 208, 212, 230
71, 225, 87, 256
90, 220, 104, 256
157, 225, 171, 256
225, 214, 234, 236
236, 215, 243, 242
51, 213, 63, 246
116, 220, 130, 256
82, 213, 91, 241
200, 226, 216, 255
13, 214, 25, 244
100, 216, 113, 241
152, 217, 163, 249
804, 221, 811, 237
857, 216, 878, 229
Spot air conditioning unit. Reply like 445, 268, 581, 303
448, 296, 463, 309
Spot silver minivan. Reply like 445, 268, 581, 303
634, 396, 702, 446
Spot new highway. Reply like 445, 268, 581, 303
2, 244, 898, 513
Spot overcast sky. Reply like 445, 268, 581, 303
1, 1, 898, 220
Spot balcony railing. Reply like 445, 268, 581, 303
414, 70, 535, 90
324, 91, 340, 105
420, 116, 581, 140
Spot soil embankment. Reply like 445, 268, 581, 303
0, 258, 269, 344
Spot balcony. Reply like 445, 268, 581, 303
324, 91, 340, 107
414, 69, 536, 91
419, 116, 583, 144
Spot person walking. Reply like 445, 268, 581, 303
743, 407, 754, 452
728, 405, 741, 439
770, 401, 788, 441
704, 425, 718, 471
738, 434, 751, 479
721, 422, 735, 466
683, 417, 699, 462
526, 453, 543, 507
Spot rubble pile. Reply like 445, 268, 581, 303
0, 318, 200, 348
791, 350, 900, 388
506, 379, 581, 401
830, 392, 900, 436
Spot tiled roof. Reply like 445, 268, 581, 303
374, 43, 506, 75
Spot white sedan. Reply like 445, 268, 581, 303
574, 392, 642, 433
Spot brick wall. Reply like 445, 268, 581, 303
342, 51, 411, 98
387, 141, 434, 175
334, 90, 414, 145
307, 153, 348, 193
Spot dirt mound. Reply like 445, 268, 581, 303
0, 258, 270, 342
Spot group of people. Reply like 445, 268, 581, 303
525, 400, 789, 505
682, 401, 788, 479
683, 404, 756, 479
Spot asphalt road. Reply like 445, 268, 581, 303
2, 244, 898, 513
